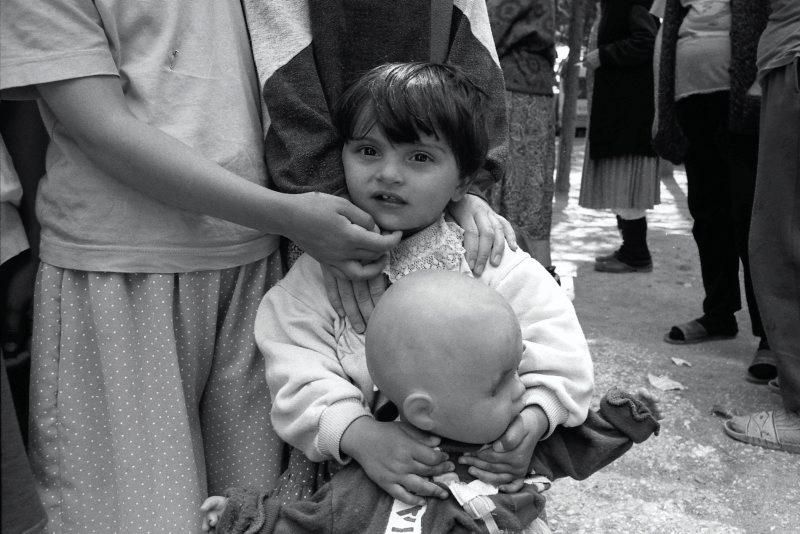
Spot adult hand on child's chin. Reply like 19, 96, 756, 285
448, 194, 516, 277
285, 192, 401, 278
322, 264, 388, 334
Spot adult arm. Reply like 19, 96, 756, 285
36, 76, 399, 279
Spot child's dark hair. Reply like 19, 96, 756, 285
333, 62, 489, 179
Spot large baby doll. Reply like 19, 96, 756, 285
203, 272, 660, 533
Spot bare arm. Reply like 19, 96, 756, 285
37, 75, 400, 278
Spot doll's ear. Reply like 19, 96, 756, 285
403, 392, 436, 432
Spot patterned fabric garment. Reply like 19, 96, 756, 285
29, 257, 284, 533
489, 91, 556, 242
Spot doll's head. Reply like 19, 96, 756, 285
365, 271, 526, 444
333, 62, 490, 235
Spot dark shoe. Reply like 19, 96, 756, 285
746, 338, 778, 384
664, 318, 737, 344
594, 255, 653, 273
595, 249, 620, 263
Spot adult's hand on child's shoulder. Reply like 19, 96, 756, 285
340, 418, 454, 506
285, 192, 400, 279
448, 194, 516, 277
322, 265, 387, 334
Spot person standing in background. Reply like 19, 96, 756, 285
487, 0, 560, 279
579, 0, 661, 274
653, 0, 773, 386
724, 0, 800, 455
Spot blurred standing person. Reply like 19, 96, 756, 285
487, 0, 560, 277
580, 0, 661, 274
724, 0, 800, 454
653, 0, 773, 384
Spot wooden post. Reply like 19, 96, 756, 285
555, 0, 588, 195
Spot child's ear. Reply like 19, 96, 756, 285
402, 392, 436, 432
450, 176, 475, 203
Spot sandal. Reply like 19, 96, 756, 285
663, 319, 737, 345
746, 348, 778, 384
723, 409, 800, 454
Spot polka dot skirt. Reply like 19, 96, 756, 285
29, 256, 285, 533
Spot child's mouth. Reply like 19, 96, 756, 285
372, 192, 406, 205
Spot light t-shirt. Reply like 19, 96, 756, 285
675, 0, 731, 100
757, 0, 800, 77
0, 1, 278, 273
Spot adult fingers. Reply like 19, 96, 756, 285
331, 257, 387, 281
337, 277, 366, 333
322, 266, 345, 318
469, 210, 494, 277
497, 213, 517, 251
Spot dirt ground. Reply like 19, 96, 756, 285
543, 140, 800, 534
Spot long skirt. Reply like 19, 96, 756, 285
30, 254, 284, 533
490, 91, 556, 242
579, 150, 661, 210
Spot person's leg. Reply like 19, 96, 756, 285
595, 209, 652, 272
724, 59, 800, 454
729, 130, 776, 381
490, 91, 555, 268
201, 253, 286, 495
672, 92, 740, 336
749, 61, 800, 412
30, 266, 208, 532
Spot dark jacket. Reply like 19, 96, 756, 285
589, 0, 659, 159
652, 0, 769, 164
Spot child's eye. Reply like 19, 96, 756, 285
411, 153, 432, 163
358, 146, 378, 157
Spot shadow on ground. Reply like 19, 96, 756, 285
545, 139, 800, 534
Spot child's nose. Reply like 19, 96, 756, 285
376, 157, 404, 184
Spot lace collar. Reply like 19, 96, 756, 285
383, 216, 466, 284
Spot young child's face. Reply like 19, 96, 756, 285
342, 125, 467, 234
429, 339, 527, 444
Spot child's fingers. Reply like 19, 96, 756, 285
400, 475, 449, 501
458, 454, 513, 474
398, 423, 441, 448
498, 479, 525, 493
385, 482, 430, 507
410, 458, 454, 478
494, 415, 526, 452
465, 466, 517, 486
